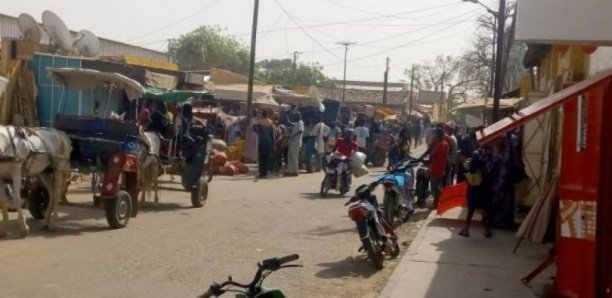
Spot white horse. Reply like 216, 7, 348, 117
139, 132, 161, 205
0, 126, 72, 237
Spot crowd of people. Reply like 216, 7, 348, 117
163, 104, 526, 239
408, 120, 526, 238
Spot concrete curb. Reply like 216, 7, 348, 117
379, 212, 437, 297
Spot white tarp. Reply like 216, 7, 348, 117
273, 87, 322, 107
0, 76, 7, 96
48, 68, 145, 100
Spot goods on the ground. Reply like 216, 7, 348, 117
212, 138, 228, 151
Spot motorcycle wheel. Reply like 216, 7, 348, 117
389, 239, 401, 258
320, 175, 330, 196
363, 227, 384, 270
383, 202, 395, 227
399, 206, 413, 223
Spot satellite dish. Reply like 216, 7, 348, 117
42, 10, 72, 51
18, 13, 42, 43
75, 30, 100, 57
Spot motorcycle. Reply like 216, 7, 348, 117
199, 254, 301, 298
377, 159, 415, 226
345, 184, 400, 270
320, 152, 351, 196
415, 166, 430, 207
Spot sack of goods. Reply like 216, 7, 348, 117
212, 138, 228, 151
350, 151, 369, 177
349, 151, 367, 170
353, 165, 369, 178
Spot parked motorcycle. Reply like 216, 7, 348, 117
320, 152, 351, 196
376, 159, 415, 226
199, 254, 301, 298
345, 184, 400, 270
415, 166, 430, 207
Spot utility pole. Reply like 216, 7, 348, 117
245, 0, 260, 142
382, 57, 389, 105
439, 75, 445, 121
336, 42, 355, 103
408, 64, 415, 115
292, 51, 301, 87
492, 0, 506, 122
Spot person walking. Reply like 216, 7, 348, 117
459, 143, 494, 238
253, 110, 275, 178
285, 112, 304, 177
313, 118, 330, 172
243, 109, 259, 163
444, 123, 458, 186
354, 121, 369, 152
417, 128, 449, 209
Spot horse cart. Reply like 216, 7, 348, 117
142, 88, 213, 207
37, 68, 146, 228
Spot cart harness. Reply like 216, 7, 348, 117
0, 127, 55, 171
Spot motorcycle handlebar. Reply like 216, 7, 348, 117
277, 254, 299, 265
198, 288, 214, 298
261, 254, 300, 271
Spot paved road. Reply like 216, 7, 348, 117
0, 156, 429, 298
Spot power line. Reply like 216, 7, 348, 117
319, 0, 457, 21
231, 1, 464, 37
323, 11, 480, 67
124, 0, 223, 43
274, 0, 343, 60
258, 8, 480, 60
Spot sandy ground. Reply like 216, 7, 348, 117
0, 153, 429, 298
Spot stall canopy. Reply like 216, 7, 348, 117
48, 68, 144, 100
477, 69, 612, 144
452, 98, 525, 115
273, 87, 322, 107
144, 87, 215, 103
213, 84, 273, 102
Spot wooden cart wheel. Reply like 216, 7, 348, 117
105, 190, 132, 229
191, 178, 208, 208
27, 186, 49, 220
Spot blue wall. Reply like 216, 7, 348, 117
27, 54, 124, 127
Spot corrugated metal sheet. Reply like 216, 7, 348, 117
0, 13, 169, 62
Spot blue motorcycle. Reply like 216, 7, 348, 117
375, 159, 416, 226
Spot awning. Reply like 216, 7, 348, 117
213, 84, 273, 102
452, 98, 525, 115
145, 70, 178, 90
477, 69, 612, 144
48, 68, 145, 100
273, 87, 322, 107
144, 87, 215, 103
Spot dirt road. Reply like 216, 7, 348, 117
0, 163, 429, 298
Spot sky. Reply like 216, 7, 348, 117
0, 0, 497, 82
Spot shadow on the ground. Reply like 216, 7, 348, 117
300, 192, 347, 200
315, 256, 380, 279
305, 224, 354, 237
137, 201, 189, 212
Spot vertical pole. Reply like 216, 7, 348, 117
292, 51, 300, 87
342, 44, 349, 103
439, 75, 444, 121
383, 57, 389, 105
408, 64, 415, 115
492, 0, 506, 122
245, 0, 260, 141
489, 17, 497, 98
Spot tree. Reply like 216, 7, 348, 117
169, 25, 249, 73
405, 55, 460, 93
256, 59, 331, 87
459, 2, 527, 98
405, 55, 474, 108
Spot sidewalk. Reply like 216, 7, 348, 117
380, 212, 554, 298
